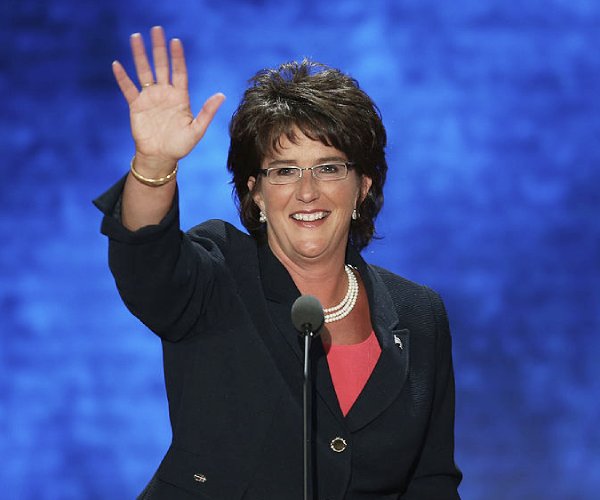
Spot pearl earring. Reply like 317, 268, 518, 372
351, 209, 358, 220
259, 211, 267, 223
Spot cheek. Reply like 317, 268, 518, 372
254, 186, 288, 214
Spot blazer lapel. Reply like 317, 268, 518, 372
258, 244, 347, 422
342, 252, 411, 432
258, 243, 304, 362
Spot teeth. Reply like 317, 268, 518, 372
291, 211, 327, 222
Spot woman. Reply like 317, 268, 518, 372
95, 26, 461, 499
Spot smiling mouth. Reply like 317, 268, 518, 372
290, 211, 329, 222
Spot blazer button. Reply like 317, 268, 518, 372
330, 436, 347, 453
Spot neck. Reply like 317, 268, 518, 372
268, 244, 349, 309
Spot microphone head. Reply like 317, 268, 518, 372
291, 295, 324, 335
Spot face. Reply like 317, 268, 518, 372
247, 130, 372, 265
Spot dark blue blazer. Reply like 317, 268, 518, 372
95, 179, 461, 499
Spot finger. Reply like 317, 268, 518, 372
150, 26, 169, 85
112, 60, 139, 104
191, 93, 226, 139
170, 38, 188, 90
130, 32, 155, 86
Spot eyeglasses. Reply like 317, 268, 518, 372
258, 162, 354, 185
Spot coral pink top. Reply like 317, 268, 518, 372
323, 330, 381, 416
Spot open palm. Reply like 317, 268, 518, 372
112, 26, 224, 166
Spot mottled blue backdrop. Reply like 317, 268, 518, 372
2, 0, 599, 498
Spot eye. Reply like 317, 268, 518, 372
272, 167, 298, 177
316, 163, 342, 175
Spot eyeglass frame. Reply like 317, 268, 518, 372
258, 161, 355, 185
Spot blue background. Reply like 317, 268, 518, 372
2, 0, 599, 498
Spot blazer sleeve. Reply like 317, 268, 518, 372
93, 176, 226, 342
400, 289, 462, 499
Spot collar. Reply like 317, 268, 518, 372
257, 242, 302, 304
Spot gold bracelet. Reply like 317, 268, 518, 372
130, 156, 178, 187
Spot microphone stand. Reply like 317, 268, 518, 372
301, 324, 316, 500
291, 295, 323, 500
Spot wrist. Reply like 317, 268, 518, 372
133, 152, 178, 175
130, 155, 178, 187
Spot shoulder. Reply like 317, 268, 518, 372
186, 219, 256, 256
350, 247, 434, 304
368, 264, 449, 331
369, 264, 441, 303
369, 264, 424, 292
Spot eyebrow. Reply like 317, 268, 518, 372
266, 156, 348, 167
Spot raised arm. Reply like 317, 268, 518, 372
112, 26, 225, 230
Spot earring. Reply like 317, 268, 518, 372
259, 211, 267, 223
351, 209, 358, 220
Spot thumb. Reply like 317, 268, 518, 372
191, 93, 226, 139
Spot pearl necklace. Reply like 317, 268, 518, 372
323, 265, 359, 323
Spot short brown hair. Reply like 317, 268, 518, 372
227, 59, 387, 250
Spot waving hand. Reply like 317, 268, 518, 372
113, 26, 225, 230
112, 26, 225, 174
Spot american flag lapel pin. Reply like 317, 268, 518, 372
394, 334, 403, 350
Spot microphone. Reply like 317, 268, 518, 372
291, 295, 324, 336
291, 294, 324, 500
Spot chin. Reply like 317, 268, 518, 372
292, 239, 332, 260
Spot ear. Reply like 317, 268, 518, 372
359, 175, 373, 204
247, 176, 264, 210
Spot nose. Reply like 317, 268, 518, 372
295, 169, 319, 203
